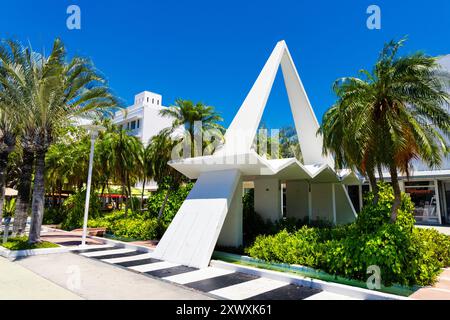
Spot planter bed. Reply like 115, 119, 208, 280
212, 250, 419, 297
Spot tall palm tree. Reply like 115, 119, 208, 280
97, 127, 143, 213
320, 39, 450, 221
0, 40, 25, 228
145, 129, 185, 218
160, 99, 223, 157
0, 38, 119, 242
0, 110, 16, 223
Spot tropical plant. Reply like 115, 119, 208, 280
96, 126, 143, 213
0, 38, 120, 243
160, 99, 224, 157
2, 198, 16, 218
320, 38, 450, 221
0, 110, 16, 223
145, 130, 186, 218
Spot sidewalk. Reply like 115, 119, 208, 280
0, 257, 82, 300
410, 268, 450, 300
13, 252, 213, 300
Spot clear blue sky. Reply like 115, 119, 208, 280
1, 0, 450, 128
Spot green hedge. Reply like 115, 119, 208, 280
88, 210, 166, 240
246, 183, 450, 287
146, 183, 193, 223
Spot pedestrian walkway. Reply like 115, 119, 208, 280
73, 245, 358, 300
0, 256, 82, 300
14, 252, 213, 300
410, 268, 450, 300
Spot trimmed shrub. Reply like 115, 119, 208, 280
88, 209, 166, 240
246, 182, 450, 287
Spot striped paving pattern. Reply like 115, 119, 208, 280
73, 245, 351, 300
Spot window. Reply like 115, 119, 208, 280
147, 97, 149, 102
130, 120, 136, 130
157, 100, 159, 105
404, 180, 440, 224
137, 119, 140, 129
152, 98, 154, 104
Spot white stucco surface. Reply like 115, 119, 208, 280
152, 169, 242, 268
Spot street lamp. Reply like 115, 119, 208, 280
80, 124, 106, 246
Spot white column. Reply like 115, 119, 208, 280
332, 183, 337, 225
434, 179, 442, 225
82, 133, 97, 246
358, 184, 363, 212
308, 183, 313, 222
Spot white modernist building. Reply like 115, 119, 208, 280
112, 91, 173, 146
112, 91, 175, 191
152, 41, 359, 268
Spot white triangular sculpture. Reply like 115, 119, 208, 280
152, 41, 356, 269
216, 40, 334, 168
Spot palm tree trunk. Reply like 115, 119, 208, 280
28, 150, 46, 244
141, 177, 146, 210
122, 175, 128, 216
13, 150, 34, 235
389, 165, 401, 223
367, 169, 379, 205
127, 175, 133, 211
0, 151, 9, 225
158, 189, 170, 220
377, 164, 384, 182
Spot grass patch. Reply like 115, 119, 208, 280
0, 237, 59, 250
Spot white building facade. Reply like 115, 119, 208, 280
112, 91, 175, 191
112, 91, 173, 146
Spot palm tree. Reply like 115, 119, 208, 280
145, 129, 185, 219
0, 40, 24, 228
160, 99, 223, 157
97, 127, 143, 213
0, 110, 16, 223
320, 39, 450, 221
0, 38, 119, 243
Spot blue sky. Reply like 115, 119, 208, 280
1, 0, 450, 128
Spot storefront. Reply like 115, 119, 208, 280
347, 178, 450, 226
403, 180, 441, 225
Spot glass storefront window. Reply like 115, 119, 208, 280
405, 181, 439, 225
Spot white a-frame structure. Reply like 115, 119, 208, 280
152, 41, 358, 268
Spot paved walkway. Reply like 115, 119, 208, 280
72, 244, 358, 300
41, 226, 158, 249
410, 268, 450, 300
13, 252, 213, 300
0, 256, 82, 300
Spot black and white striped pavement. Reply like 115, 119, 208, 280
72, 245, 356, 300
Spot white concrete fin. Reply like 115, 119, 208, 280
216, 40, 334, 168
152, 169, 242, 268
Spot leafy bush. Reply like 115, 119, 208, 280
147, 183, 193, 223
43, 207, 66, 225
2, 198, 15, 218
60, 190, 102, 230
242, 189, 267, 245
246, 182, 450, 287
88, 209, 166, 240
